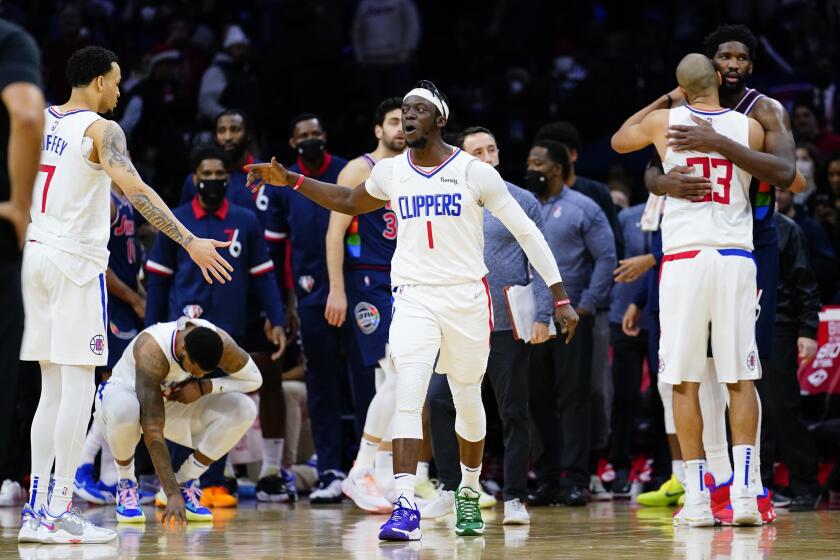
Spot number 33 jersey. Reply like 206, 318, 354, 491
661, 105, 753, 254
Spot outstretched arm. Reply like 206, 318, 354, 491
246, 157, 386, 216
89, 120, 233, 284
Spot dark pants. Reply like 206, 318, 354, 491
427, 332, 532, 500
529, 315, 594, 487
342, 325, 377, 442
0, 259, 25, 481
757, 323, 819, 495
608, 323, 648, 470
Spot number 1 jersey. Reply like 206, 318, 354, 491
661, 105, 753, 254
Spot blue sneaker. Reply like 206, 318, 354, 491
378, 495, 421, 541
181, 480, 213, 522
97, 480, 117, 504
282, 469, 298, 503
115, 479, 146, 523
73, 464, 108, 505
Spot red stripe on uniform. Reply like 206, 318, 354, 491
482, 276, 493, 345
658, 250, 700, 284
426, 221, 434, 249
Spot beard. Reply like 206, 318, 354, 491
406, 135, 428, 149
225, 140, 248, 164
384, 138, 406, 152
721, 75, 747, 94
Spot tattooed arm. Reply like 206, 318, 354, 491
134, 333, 186, 523
87, 119, 233, 284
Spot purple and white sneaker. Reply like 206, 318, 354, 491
378, 495, 421, 541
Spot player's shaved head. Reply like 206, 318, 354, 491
676, 54, 718, 97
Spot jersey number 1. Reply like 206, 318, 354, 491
685, 156, 732, 205
37, 164, 57, 213
426, 221, 434, 249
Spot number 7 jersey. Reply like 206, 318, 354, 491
661, 105, 753, 253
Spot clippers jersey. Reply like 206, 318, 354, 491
365, 149, 488, 286
109, 317, 217, 393
29, 107, 111, 284
346, 153, 397, 268
661, 105, 753, 254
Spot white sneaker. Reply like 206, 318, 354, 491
589, 475, 613, 502
309, 470, 345, 504
18, 504, 42, 543
731, 486, 762, 526
478, 487, 497, 509
420, 489, 455, 519
38, 506, 117, 544
341, 470, 391, 514
0, 479, 26, 506
502, 498, 530, 525
674, 492, 715, 527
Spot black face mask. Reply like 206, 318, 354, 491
296, 138, 325, 162
197, 179, 228, 211
523, 170, 548, 196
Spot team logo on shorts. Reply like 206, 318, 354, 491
355, 302, 380, 335
182, 304, 204, 319
658, 357, 665, 374
89, 335, 105, 355
298, 275, 315, 293
746, 351, 758, 371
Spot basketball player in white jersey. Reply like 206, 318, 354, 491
325, 97, 404, 513
18, 46, 233, 544
95, 317, 261, 524
612, 54, 765, 527
247, 80, 578, 541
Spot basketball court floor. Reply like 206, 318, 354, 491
1, 500, 838, 559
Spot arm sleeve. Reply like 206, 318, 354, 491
786, 224, 821, 339
144, 232, 177, 327
364, 158, 393, 201
577, 206, 617, 313
213, 356, 263, 394
524, 195, 554, 324
247, 215, 285, 327
473, 161, 562, 287
197, 65, 228, 121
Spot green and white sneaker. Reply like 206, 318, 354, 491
455, 486, 484, 536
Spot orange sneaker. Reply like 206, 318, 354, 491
199, 486, 238, 508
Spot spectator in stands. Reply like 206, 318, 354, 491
792, 101, 840, 160
42, 4, 93, 103
793, 143, 821, 205
814, 156, 840, 274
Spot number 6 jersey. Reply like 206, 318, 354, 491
661, 105, 753, 254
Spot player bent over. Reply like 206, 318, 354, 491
94, 317, 261, 523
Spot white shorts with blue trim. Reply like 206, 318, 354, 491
20, 242, 108, 366
659, 248, 760, 385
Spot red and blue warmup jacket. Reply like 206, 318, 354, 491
265, 152, 348, 307
144, 197, 285, 337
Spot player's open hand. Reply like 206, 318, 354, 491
161, 492, 187, 525
325, 288, 348, 327
185, 237, 233, 284
554, 303, 579, 344
264, 319, 287, 361
667, 114, 722, 153
658, 165, 712, 202
245, 157, 290, 191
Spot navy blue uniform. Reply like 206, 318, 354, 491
105, 190, 143, 369
345, 154, 396, 368
144, 197, 285, 337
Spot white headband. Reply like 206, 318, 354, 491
403, 87, 449, 119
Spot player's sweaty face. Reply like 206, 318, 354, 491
99, 62, 121, 113
401, 98, 437, 147
713, 41, 752, 91
216, 115, 247, 154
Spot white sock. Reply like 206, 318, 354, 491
175, 454, 210, 485
732, 445, 756, 493
116, 459, 136, 483
460, 463, 481, 492
375, 450, 393, 488
48, 476, 74, 516
28, 474, 49, 513
684, 459, 708, 498
79, 422, 104, 466
705, 444, 733, 486
260, 438, 285, 478
416, 461, 430, 483
672, 460, 686, 486
100, 442, 117, 486
352, 438, 379, 476
394, 473, 416, 507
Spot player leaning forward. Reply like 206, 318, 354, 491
612, 54, 766, 526
247, 81, 578, 541
18, 46, 232, 544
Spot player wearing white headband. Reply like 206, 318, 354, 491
246, 80, 578, 541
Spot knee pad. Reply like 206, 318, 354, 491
657, 381, 676, 435
391, 362, 431, 440
450, 377, 486, 442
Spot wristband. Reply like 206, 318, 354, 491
292, 173, 305, 190
553, 298, 571, 308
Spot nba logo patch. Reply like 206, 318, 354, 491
658, 356, 665, 374
354, 302, 380, 335
298, 275, 315, 293
553, 206, 562, 219
183, 304, 204, 319
90, 335, 105, 355
746, 351, 758, 371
